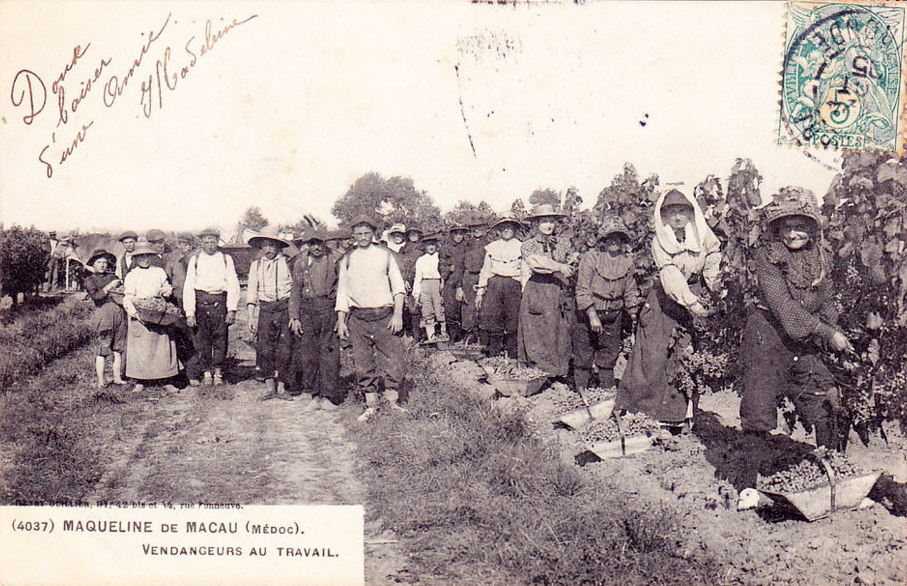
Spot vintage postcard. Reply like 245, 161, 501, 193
1, 1, 905, 585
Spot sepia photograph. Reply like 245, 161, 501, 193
1, 1, 906, 584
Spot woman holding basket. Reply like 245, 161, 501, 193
122, 240, 180, 392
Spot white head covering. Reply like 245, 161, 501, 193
652, 189, 719, 257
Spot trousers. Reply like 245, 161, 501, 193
296, 298, 343, 404
189, 291, 227, 378
256, 299, 291, 380
348, 307, 405, 396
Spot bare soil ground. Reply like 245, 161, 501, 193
523, 381, 907, 585
3, 298, 906, 584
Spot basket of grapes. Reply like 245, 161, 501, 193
757, 450, 881, 521
576, 411, 662, 460
478, 357, 550, 397
133, 297, 182, 326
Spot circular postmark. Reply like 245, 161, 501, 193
779, 2, 905, 153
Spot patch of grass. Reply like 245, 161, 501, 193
0, 296, 92, 391
351, 350, 722, 585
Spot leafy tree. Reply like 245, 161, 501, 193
238, 206, 269, 231
528, 188, 560, 207
562, 186, 582, 219
0, 226, 48, 305
332, 172, 441, 230
510, 198, 527, 221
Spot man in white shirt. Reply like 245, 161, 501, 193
475, 213, 525, 358
412, 232, 448, 343
247, 226, 294, 401
335, 215, 407, 422
183, 227, 240, 386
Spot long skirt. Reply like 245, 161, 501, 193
518, 274, 571, 376
615, 284, 691, 423
125, 316, 179, 380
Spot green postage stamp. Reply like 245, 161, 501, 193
779, 0, 907, 154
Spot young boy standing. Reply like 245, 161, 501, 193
335, 215, 407, 422
247, 226, 294, 401
183, 227, 240, 386
412, 232, 449, 343
476, 213, 525, 358
574, 216, 641, 392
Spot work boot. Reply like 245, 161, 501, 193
435, 322, 450, 343
320, 397, 340, 411
202, 371, 213, 386
303, 396, 323, 412
213, 369, 224, 386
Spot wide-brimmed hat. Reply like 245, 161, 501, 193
198, 226, 221, 239
297, 226, 328, 243
764, 189, 822, 228
421, 231, 442, 243
145, 229, 167, 244
661, 189, 694, 210
131, 240, 160, 257
349, 214, 379, 231
525, 203, 567, 220
406, 226, 423, 235
598, 216, 631, 240
118, 230, 138, 242
448, 223, 469, 233
248, 225, 291, 248
492, 212, 522, 230
87, 248, 116, 267
386, 223, 407, 236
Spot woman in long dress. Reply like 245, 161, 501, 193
517, 203, 576, 376
122, 241, 180, 392
615, 189, 723, 426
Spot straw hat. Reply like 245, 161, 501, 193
131, 240, 159, 257
491, 212, 522, 230
386, 223, 407, 236
247, 225, 291, 248
525, 203, 567, 220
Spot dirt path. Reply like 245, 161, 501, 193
1, 316, 407, 584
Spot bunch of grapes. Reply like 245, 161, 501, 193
578, 412, 660, 443
133, 297, 181, 315
479, 356, 549, 380
759, 453, 866, 493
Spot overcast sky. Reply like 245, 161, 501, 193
0, 1, 842, 233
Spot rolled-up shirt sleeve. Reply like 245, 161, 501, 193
183, 256, 197, 318
335, 256, 351, 313
388, 252, 406, 298
225, 255, 240, 312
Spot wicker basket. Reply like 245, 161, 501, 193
135, 306, 180, 326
